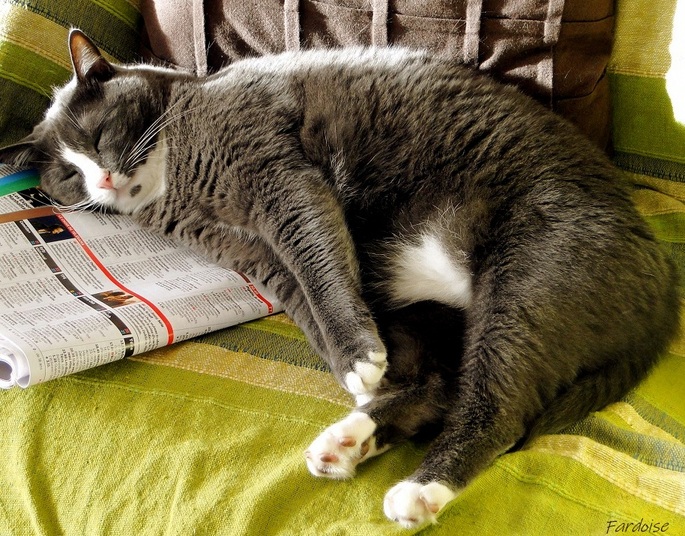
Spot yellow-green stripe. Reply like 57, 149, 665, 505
610, 73, 685, 165
91, 0, 140, 29
0, 41, 70, 96
5, 0, 141, 60
609, 0, 676, 77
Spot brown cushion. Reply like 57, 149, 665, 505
140, 0, 614, 149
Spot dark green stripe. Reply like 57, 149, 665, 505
642, 212, 685, 244
0, 78, 52, 147
0, 40, 71, 93
90, 0, 140, 29
615, 152, 685, 183
241, 316, 308, 341
563, 413, 685, 472
196, 321, 329, 372
0, 40, 71, 145
0, 41, 71, 89
6, 0, 142, 61
626, 392, 685, 443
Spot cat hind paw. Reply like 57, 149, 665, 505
383, 481, 457, 528
305, 412, 380, 479
344, 350, 388, 395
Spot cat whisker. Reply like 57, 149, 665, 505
125, 113, 171, 164
51, 197, 100, 214
124, 103, 206, 169
127, 141, 161, 170
124, 100, 187, 166
116, 139, 136, 173
64, 106, 83, 132
130, 134, 176, 170
126, 116, 177, 164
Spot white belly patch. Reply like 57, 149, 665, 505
388, 234, 472, 308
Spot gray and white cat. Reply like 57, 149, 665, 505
1, 30, 679, 527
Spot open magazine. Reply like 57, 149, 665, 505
0, 165, 281, 388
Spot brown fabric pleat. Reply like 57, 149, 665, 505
371, 0, 389, 47
544, 0, 564, 45
284, 0, 301, 51
463, 0, 483, 65
539, 0, 564, 105
140, 0, 198, 71
193, 0, 208, 75
141, 0, 615, 150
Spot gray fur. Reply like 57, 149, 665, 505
1, 31, 679, 516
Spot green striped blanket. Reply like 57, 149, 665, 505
0, 0, 683, 534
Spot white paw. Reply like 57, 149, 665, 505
384, 481, 457, 528
355, 393, 375, 407
367, 350, 387, 364
305, 412, 385, 479
344, 351, 388, 395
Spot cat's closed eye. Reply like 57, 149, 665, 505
92, 128, 104, 154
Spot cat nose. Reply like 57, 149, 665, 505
97, 170, 114, 190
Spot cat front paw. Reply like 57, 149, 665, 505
383, 481, 457, 528
305, 412, 383, 479
344, 349, 388, 395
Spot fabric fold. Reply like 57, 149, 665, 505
371, 0, 389, 47
463, 0, 483, 65
284, 0, 301, 51
193, 0, 208, 75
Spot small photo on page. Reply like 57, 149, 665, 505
28, 215, 73, 243
91, 290, 140, 308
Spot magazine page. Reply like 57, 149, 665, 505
0, 167, 281, 388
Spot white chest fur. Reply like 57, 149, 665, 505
388, 234, 472, 308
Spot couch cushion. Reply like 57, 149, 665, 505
1, 311, 684, 534
0, 0, 143, 147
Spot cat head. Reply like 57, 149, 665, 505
0, 30, 173, 214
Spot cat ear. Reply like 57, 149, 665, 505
0, 136, 40, 168
68, 29, 115, 84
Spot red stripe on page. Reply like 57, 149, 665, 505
56, 214, 175, 345
237, 272, 274, 314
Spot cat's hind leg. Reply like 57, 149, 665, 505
382, 267, 571, 527
384, 481, 458, 528
305, 410, 387, 479
306, 303, 463, 480
305, 373, 447, 480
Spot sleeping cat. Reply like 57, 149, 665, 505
1, 30, 679, 527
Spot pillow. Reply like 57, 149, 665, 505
140, 0, 615, 149
0, 0, 143, 147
